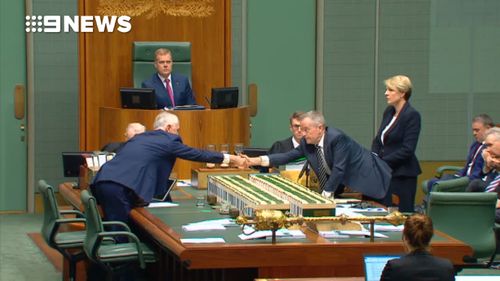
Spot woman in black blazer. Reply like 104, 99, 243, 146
372, 75, 422, 212
380, 214, 455, 281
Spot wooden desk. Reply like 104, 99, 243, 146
99, 106, 250, 178
59, 183, 473, 281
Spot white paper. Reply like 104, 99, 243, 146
319, 231, 350, 238
182, 219, 235, 231
147, 202, 179, 208
339, 230, 389, 238
180, 238, 225, 244
373, 224, 404, 232
334, 198, 361, 204
177, 179, 191, 187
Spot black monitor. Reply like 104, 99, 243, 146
242, 147, 269, 157
120, 87, 157, 109
62, 152, 91, 177
210, 87, 239, 109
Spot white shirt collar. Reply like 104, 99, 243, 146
158, 73, 172, 84
317, 133, 325, 149
292, 137, 301, 148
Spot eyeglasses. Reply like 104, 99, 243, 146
291, 124, 301, 129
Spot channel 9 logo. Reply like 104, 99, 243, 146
25, 15, 132, 33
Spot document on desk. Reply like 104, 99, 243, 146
374, 224, 404, 232
182, 218, 235, 231
339, 230, 389, 238
180, 238, 225, 244
319, 231, 350, 238
147, 202, 179, 208
176, 179, 192, 187
238, 229, 305, 240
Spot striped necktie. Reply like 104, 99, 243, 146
485, 174, 500, 193
315, 145, 329, 192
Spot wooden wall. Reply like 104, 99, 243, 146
79, 0, 231, 150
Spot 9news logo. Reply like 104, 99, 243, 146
25, 15, 132, 33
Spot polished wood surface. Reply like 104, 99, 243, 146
79, 0, 232, 150
99, 106, 250, 179
59, 183, 473, 280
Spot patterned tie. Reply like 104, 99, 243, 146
315, 145, 329, 192
485, 174, 500, 193
166, 78, 175, 107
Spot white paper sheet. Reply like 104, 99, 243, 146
147, 202, 179, 208
180, 238, 225, 244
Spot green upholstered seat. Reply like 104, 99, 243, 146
80, 190, 156, 278
421, 166, 464, 195
132, 41, 191, 87
422, 176, 470, 194
428, 192, 497, 267
39, 180, 86, 281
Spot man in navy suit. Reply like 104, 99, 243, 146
91, 112, 245, 225
141, 48, 197, 109
269, 111, 305, 154
244, 111, 392, 199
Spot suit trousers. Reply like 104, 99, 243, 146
388, 176, 417, 213
92, 181, 136, 225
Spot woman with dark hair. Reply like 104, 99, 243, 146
380, 214, 455, 281
372, 75, 422, 212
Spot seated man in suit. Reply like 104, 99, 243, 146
243, 111, 392, 199
380, 214, 455, 281
427, 114, 494, 191
101, 122, 146, 153
269, 111, 305, 154
141, 48, 197, 109
91, 112, 245, 226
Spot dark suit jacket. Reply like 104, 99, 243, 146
269, 136, 294, 154
372, 103, 422, 177
380, 250, 455, 281
101, 142, 125, 153
141, 73, 196, 108
92, 130, 223, 203
268, 127, 392, 198
456, 141, 485, 179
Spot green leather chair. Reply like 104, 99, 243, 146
39, 179, 86, 281
427, 192, 498, 268
132, 41, 192, 87
80, 190, 156, 279
421, 166, 465, 195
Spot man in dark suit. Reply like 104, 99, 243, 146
269, 111, 305, 154
141, 48, 196, 109
91, 112, 245, 225
244, 111, 392, 199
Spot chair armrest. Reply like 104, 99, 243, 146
436, 166, 462, 178
97, 231, 146, 268
102, 221, 131, 232
49, 218, 86, 243
60, 209, 85, 217
433, 177, 470, 192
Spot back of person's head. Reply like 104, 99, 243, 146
302, 111, 325, 126
403, 214, 433, 252
154, 112, 179, 130
384, 75, 412, 100
124, 122, 146, 140
155, 48, 172, 60
472, 114, 494, 128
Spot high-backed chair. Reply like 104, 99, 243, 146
39, 179, 86, 281
132, 41, 191, 88
80, 190, 156, 280
427, 192, 498, 268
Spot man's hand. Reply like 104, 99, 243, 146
240, 154, 262, 167
321, 190, 334, 199
229, 155, 247, 168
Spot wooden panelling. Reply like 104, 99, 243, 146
79, 0, 231, 150
99, 107, 250, 178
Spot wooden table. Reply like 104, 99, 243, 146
59, 183, 473, 281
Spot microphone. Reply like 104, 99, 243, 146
204, 96, 211, 107
298, 160, 309, 180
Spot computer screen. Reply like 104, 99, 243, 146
364, 254, 401, 281
210, 87, 239, 109
120, 87, 157, 109
62, 152, 92, 177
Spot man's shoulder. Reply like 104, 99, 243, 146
171, 73, 188, 81
142, 73, 159, 86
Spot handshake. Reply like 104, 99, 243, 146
228, 154, 262, 168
